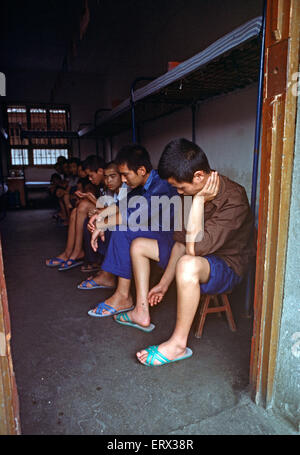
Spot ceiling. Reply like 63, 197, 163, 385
1, 0, 263, 77
0, 0, 185, 74
0, 0, 83, 72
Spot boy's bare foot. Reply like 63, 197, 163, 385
68, 249, 85, 262
45, 252, 68, 266
114, 305, 150, 328
136, 340, 187, 366
90, 291, 133, 316
79, 271, 116, 289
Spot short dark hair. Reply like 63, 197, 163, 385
82, 155, 106, 172
158, 138, 211, 183
50, 173, 62, 182
104, 161, 118, 171
115, 144, 152, 173
69, 157, 80, 166
56, 155, 67, 165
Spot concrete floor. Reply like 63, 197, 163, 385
0, 209, 296, 435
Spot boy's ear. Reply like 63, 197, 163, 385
193, 170, 205, 182
137, 166, 147, 176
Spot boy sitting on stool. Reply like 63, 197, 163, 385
125, 138, 256, 366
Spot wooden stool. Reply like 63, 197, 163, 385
195, 292, 237, 338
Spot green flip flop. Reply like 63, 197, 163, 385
139, 345, 193, 366
115, 312, 155, 332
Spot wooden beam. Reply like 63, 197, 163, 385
0, 236, 21, 434
250, 0, 300, 406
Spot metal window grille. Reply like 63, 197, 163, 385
30, 108, 47, 145
33, 149, 68, 165
49, 109, 67, 145
7, 106, 29, 146
10, 149, 29, 166
7, 105, 70, 166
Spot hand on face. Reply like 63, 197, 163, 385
196, 171, 219, 203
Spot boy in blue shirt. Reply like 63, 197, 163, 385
87, 144, 177, 319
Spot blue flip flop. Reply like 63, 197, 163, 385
88, 302, 134, 318
58, 259, 84, 271
115, 312, 155, 332
77, 279, 115, 290
46, 257, 66, 268
139, 345, 193, 367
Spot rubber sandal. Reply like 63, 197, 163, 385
46, 257, 66, 268
88, 302, 134, 318
115, 312, 155, 332
58, 259, 84, 271
77, 279, 115, 290
139, 345, 193, 367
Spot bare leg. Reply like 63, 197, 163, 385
90, 276, 133, 315
69, 199, 94, 260
63, 192, 72, 219
45, 207, 77, 265
56, 188, 68, 220
78, 269, 116, 288
58, 196, 68, 221
115, 238, 159, 327
136, 255, 210, 365
64, 207, 77, 257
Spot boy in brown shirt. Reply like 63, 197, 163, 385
115, 138, 256, 366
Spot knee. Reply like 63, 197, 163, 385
130, 237, 146, 256
176, 255, 201, 284
70, 207, 77, 219
77, 200, 90, 213
56, 188, 64, 198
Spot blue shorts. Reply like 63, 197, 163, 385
200, 255, 242, 295
101, 228, 174, 280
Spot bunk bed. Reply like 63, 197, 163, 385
78, 13, 266, 318
78, 16, 263, 140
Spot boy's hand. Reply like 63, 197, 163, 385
88, 208, 98, 218
196, 171, 219, 203
148, 281, 168, 307
75, 190, 85, 199
91, 229, 99, 252
86, 192, 97, 204
87, 213, 98, 233
91, 228, 105, 252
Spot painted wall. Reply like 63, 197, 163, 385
137, 84, 258, 200
102, 0, 263, 102
271, 95, 300, 431
107, 83, 260, 222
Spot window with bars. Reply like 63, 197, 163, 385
30, 108, 48, 146
10, 149, 29, 166
49, 109, 68, 145
6, 104, 71, 167
7, 107, 29, 146
33, 149, 68, 165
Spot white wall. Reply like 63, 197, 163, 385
129, 84, 259, 200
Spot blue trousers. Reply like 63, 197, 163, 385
101, 228, 174, 280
